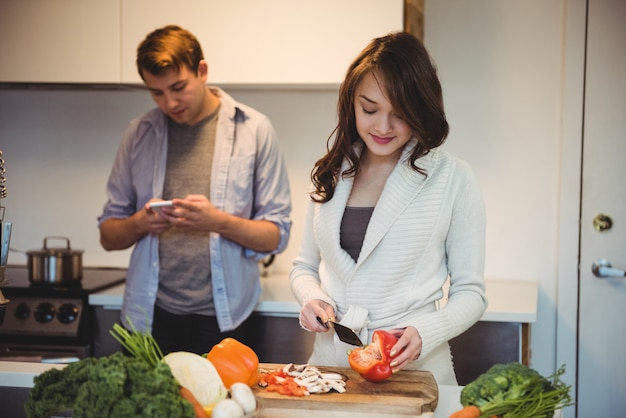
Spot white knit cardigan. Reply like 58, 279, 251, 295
289, 140, 487, 385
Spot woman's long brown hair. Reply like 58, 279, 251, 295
310, 31, 449, 203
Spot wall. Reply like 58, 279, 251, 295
0, 1, 567, 377
424, 1, 566, 376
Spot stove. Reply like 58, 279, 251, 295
0, 265, 126, 361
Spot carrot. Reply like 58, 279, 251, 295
180, 386, 209, 418
448, 405, 481, 418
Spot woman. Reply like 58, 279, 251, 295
289, 32, 487, 385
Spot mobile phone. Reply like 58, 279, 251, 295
148, 200, 174, 213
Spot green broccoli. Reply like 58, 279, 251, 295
460, 362, 573, 418
126, 360, 179, 396
133, 392, 195, 418
24, 352, 194, 418
124, 360, 194, 418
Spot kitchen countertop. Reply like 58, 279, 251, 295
0, 360, 464, 417
89, 273, 538, 323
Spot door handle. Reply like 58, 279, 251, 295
592, 259, 626, 278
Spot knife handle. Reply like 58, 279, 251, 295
316, 316, 330, 329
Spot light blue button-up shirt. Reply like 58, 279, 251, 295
98, 87, 292, 332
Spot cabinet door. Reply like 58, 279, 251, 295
0, 0, 120, 83
121, 0, 403, 85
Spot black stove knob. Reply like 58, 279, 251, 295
34, 302, 56, 323
57, 303, 79, 324
14, 303, 30, 320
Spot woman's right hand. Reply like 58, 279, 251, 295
299, 299, 335, 333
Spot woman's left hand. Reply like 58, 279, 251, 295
387, 326, 422, 372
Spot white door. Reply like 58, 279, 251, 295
578, 0, 626, 416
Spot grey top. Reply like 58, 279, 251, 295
340, 206, 375, 262
157, 109, 219, 315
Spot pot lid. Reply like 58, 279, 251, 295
27, 236, 84, 256
27, 247, 84, 256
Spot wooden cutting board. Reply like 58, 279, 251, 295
253, 363, 438, 417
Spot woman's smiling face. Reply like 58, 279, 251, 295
354, 71, 413, 161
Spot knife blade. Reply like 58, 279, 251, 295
317, 316, 364, 347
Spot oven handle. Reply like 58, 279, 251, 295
41, 357, 80, 364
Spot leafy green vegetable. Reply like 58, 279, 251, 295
460, 362, 573, 418
110, 317, 163, 367
24, 352, 194, 418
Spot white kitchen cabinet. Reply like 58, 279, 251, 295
120, 0, 403, 85
0, 0, 120, 83
0, 1, 402, 85
121, 0, 403, 85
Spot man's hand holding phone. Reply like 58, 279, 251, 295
148, 200, 174, 214
147, 199, 184, 221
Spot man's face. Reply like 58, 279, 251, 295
142, 62, 209, 126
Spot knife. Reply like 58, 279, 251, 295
317, 316, 364, 347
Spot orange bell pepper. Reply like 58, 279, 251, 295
205, 338, 259, 388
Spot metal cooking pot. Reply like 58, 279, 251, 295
27, 236, 84, 285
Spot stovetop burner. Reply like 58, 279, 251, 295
1, 265, 126, 297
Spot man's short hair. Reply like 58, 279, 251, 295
136, 25, 204, 80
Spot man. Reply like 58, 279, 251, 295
98, 25, 292, 354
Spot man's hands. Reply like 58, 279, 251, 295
99, 201, 173, 251
152, 194, 220, 231
144, 199, 177, 233
148, 194, 279, 252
